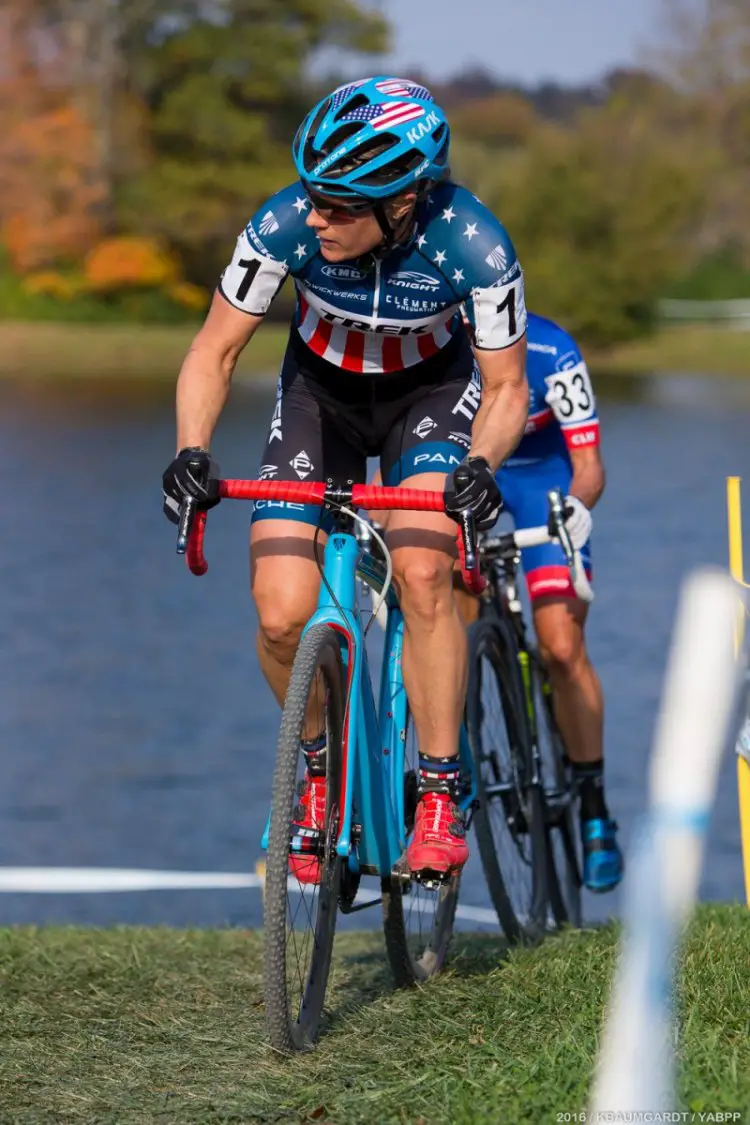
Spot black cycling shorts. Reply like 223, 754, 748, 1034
252, 327, 480, 528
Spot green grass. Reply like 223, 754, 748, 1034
590, 324, 750, 378
1, 905, 748, 1124
0, 321, 747, 382
0, 321, 288, 381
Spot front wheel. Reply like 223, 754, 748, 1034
531, 663, 582, 929
264, 624, 346, 1053
466, 616, 548, 943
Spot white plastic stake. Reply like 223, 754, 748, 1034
590, 567, 741, 1114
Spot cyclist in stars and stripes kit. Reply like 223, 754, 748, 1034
162, 75, 535, 883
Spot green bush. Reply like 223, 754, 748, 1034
666, 246, 750, 301
0, 258, 203, 325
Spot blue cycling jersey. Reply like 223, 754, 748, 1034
506, 312, 600, 467
219, 180, 527, 374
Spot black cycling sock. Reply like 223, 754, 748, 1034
572, 759, 609, 821
301, 734, 327, 777
418, 755, 461, 798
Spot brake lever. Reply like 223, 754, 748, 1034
547, 488, 575, 566
459, 509, 478, 574
176, 495, 197, 555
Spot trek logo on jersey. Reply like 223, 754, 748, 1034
388, 271, 440, 292
290, 450, 314, 479
406, 110, 440, 145
413, 416, 438, 439
245, 224, 266, 254
321, 264, 367, 281
451, 380, 481, 421
259, 210, 279, 236
269, 382, 283, 443
484, 244, 508, 271
320, 310, 431, 336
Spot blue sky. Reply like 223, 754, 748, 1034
374, 0, 663, 86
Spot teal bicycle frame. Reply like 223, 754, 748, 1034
184, 479, 480, 884
261, 525, 476, 879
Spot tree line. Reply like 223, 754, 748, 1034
0, 0, 747, 344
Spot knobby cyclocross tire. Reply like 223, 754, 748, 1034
264, 623, 346, 1053
466, 616, 548, 943
532, 663, 582, 929
381, 708, 461, 987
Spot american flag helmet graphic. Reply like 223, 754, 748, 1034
293, 75, 450, 202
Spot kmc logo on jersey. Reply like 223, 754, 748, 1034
321, 264, 366, 281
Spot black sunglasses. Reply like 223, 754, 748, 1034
304, 188, 374, 218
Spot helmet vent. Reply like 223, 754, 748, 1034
354, 148, 428, 188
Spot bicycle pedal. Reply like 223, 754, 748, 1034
412, 868, 453, 890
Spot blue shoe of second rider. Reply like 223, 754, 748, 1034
581, 818, 623, 893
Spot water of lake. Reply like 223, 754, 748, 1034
1, 368, 748, 929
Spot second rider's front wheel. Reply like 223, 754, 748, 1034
466, 617, 548, 943
532, 664, 582, 929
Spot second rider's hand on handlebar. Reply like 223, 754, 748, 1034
562, 494, 593, 550
162, 447, 221, 526
444, 456, 503, 532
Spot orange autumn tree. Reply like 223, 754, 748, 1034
0, 0, 106, 273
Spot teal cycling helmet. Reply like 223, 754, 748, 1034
293, 76, 450, 204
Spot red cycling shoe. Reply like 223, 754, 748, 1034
406, 790, 469, 876
288, 771, 327, 885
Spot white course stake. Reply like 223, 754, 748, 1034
590, 567, 742, 1114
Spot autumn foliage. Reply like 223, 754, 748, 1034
0, 0, 747, 337
0, 3, 106, 272
84, 238, 180, 293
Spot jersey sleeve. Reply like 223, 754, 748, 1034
543, 337, 600, 451
436, 185, 527, 350
218, 182, 313, 316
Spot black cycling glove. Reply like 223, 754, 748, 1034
162, 447, 221, 526
444, 456, 503, 531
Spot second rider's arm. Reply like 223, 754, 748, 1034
569, 443, 606, 511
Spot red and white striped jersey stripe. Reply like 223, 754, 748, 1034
296, 293, 457, 374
